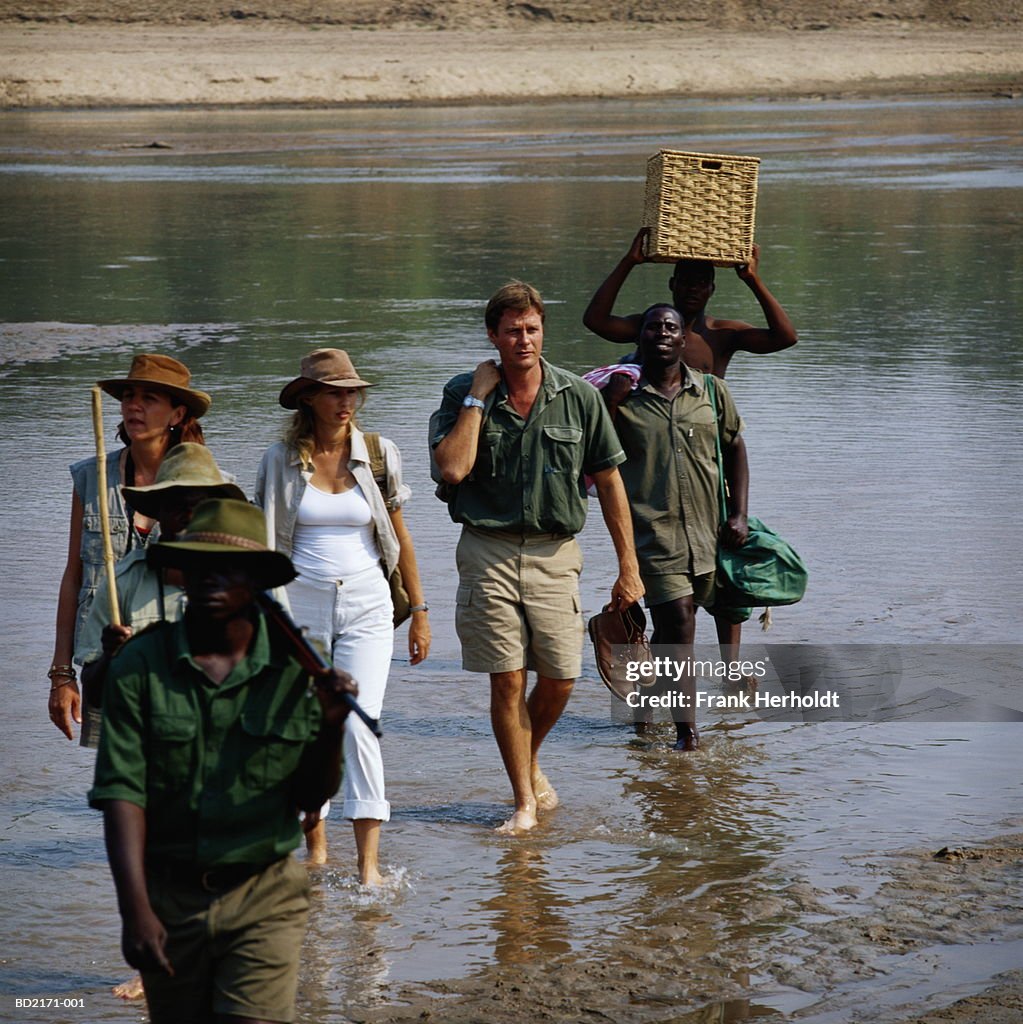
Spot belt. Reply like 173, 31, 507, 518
148, 858, 278, 893
465, 525, 573, 543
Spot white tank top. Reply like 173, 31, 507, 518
291, 482, 381, 581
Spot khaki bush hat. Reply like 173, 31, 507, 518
121, 443, 245, 519
278, 349, 374, 409
147, 498, 296, 589
98, 353, 212, 418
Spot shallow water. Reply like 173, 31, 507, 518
1, 96, 1022, 1023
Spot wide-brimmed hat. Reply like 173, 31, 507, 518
98, 353, 212, 418
121, 443, 245, 519
278, 349, 374, 409
147, 498, 296, 589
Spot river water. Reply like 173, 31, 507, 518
1, 96, 1021, 1023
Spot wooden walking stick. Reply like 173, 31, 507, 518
91, 386, 122, 628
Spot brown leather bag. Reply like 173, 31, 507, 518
587, 602, 653, 701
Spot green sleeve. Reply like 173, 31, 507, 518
88, 648, 148, 810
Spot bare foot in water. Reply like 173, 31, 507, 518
112, 974, 144, 1000
360, 864, 385, 887
531, 766, 559, 811
305, 819, 327, 865
672, 725, 700, 752
496, 807, 538, 834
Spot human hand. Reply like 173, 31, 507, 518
101, 623, 133, 658
408, 612, 431, 666
720, 513, 749, 550
313, 668, 360, 730
735, 243, 760, 283
48, 677, 81, 741
470, 360, 501, 400
610, 566, 645, 610
626, 227, 650, 266
122, 907, 173, 976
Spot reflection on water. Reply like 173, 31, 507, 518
1, 96, 1021, 1022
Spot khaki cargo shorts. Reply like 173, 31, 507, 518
142, 854, 310, 1024
455, 526, 583, 678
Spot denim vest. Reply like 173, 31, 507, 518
70, 449, 156, 657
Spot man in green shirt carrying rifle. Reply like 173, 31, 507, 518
90, 499, 358, 1024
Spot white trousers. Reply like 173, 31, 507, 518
287, 564, 393, 822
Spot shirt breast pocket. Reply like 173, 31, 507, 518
241, 711, 315, 788
149, 714, 197, 790
81, 513, 128, 566
542, 425, 583, 475
474, 428, 505, 480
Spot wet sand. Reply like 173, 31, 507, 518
348, 834, 1023, 1024
0, 21, 1021, 109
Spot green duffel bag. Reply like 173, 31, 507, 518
715, 514, 808, 611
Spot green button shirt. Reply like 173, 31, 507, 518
89, 615, 321, 868
613, 367, 743, 580
431, 358, 625, 535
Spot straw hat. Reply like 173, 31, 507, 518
98, 353, 212, 418
147, 498, 296, 589
278, 349, 374, 409
121, 443, 245, 519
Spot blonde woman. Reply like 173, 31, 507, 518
48, 354, 210, 743
255, 349, 429, 885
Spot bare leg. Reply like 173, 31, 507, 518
714, 615, 741, 662
490, 669, 538, 833
305, 818, 327, 866
651, 597, 700, 750
715, 615, 757, 693
353, 819, 383, 886
527, 676, 574, 811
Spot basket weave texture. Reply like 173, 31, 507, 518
643, 149, 760, 266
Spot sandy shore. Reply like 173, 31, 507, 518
1, 22, 1021, 109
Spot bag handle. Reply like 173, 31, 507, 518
703, 374, 729, 528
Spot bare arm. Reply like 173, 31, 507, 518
102, 800, 173, 976
728, 244, 798, 355
432, 360, 501, 484
591, 466, 644, 609
49, 490, 84, 740
582, 228, 648, 345
719, 434, 750, 549
389, 507, 431, 665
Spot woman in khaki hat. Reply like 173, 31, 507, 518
256, 348, 430, 884
48, 353, 212, 745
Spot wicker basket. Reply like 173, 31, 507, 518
643, 149, 760, 266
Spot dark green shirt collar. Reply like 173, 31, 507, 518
171, 612, 276, 691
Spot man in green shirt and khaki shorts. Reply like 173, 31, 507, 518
431, 281, 644, 834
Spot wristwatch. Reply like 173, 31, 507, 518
462, 395, 485, 411
410, 603, 429, 613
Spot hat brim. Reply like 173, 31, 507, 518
122, 482, 246, 520
278, 376, 374, 410
147, 542, 296, 590
98, 377, 212, 419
